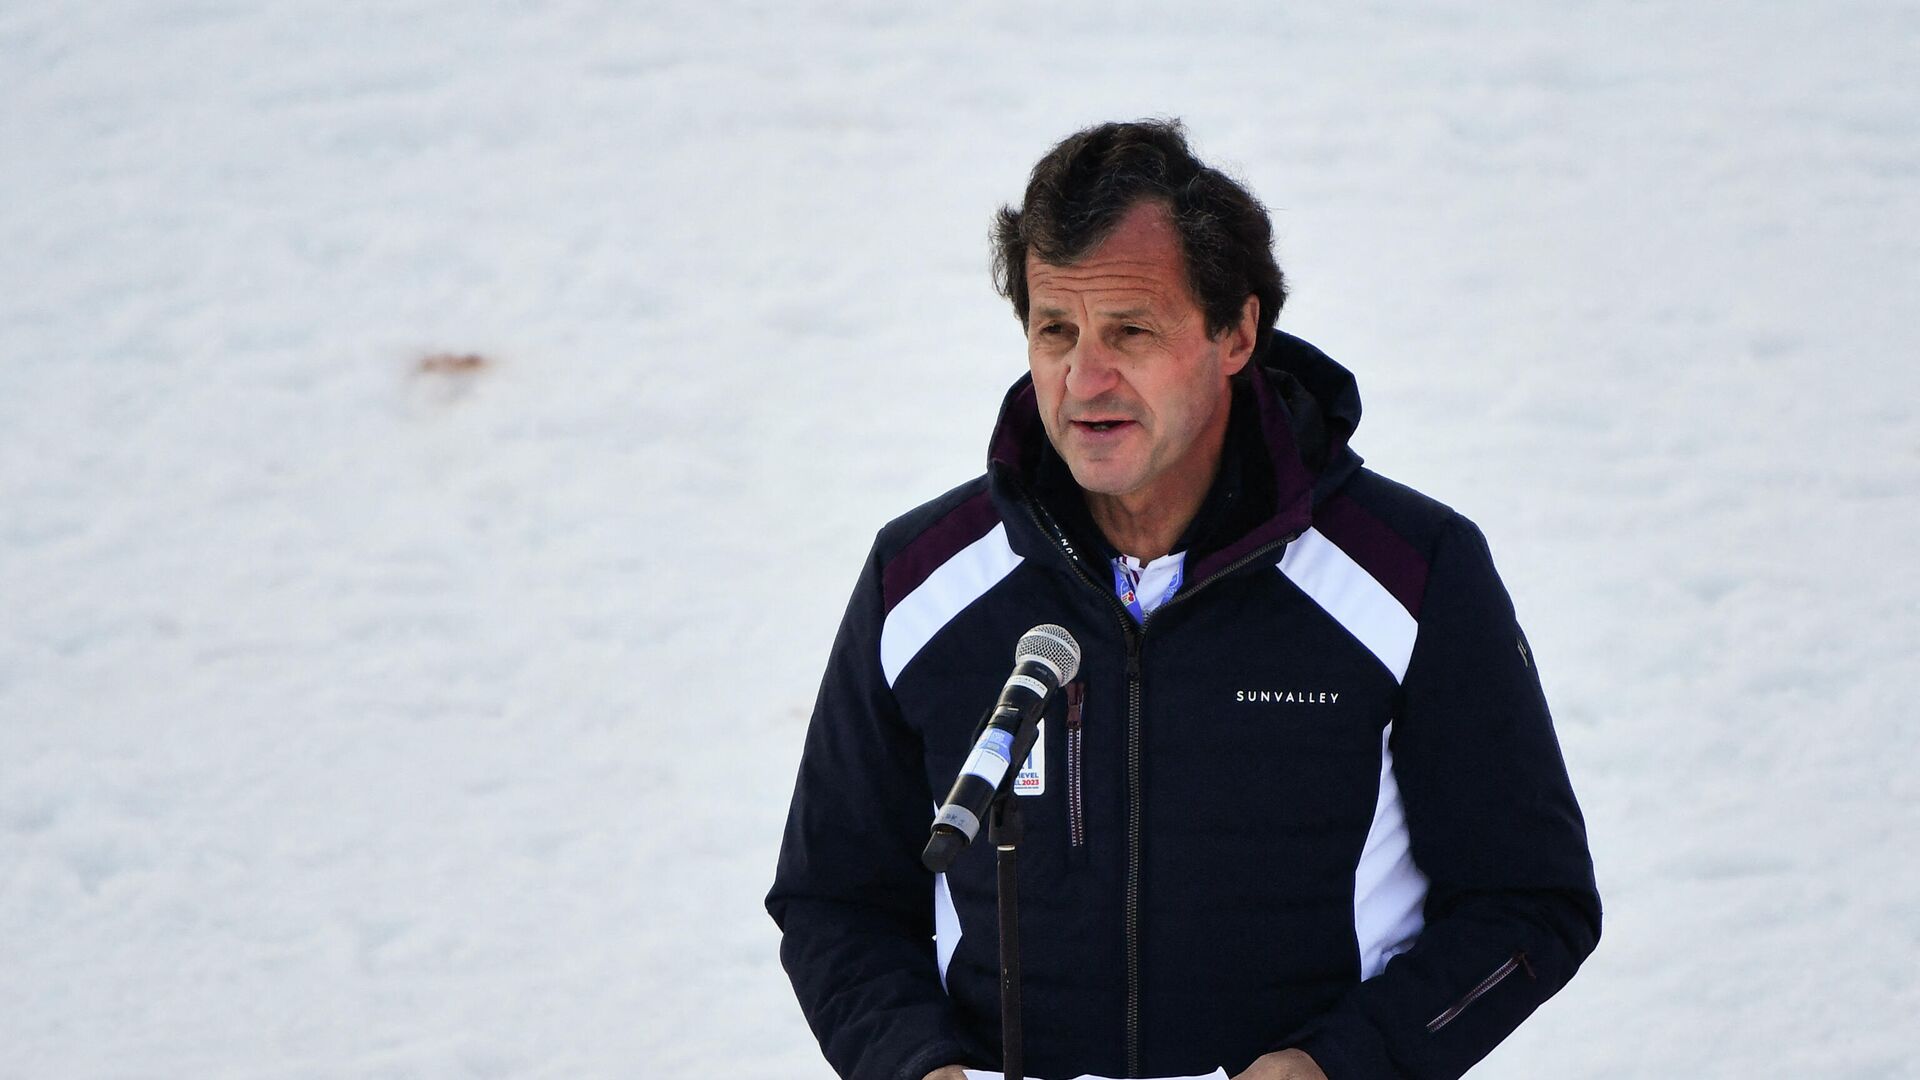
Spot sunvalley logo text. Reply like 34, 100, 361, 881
1235, 690, 1342, 704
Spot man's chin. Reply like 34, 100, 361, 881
1063, 460, 1145, 498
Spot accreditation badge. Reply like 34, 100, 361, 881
1014, 718, 1045, 796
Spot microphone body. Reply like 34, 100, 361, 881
923, 626, 1080, 873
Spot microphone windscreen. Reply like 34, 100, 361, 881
1016, 624, 1081, 684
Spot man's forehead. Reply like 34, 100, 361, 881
1025, 202, 1195, 311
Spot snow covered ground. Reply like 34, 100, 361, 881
3, 2, 1916, 1076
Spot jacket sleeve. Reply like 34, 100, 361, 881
1289, 515, 1602, 1079
766, 539, 974, 1080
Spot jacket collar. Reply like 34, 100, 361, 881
986, 331, 1364, 585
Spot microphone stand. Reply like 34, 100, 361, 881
990, 790, 1024, 1080
990, 705, 1047, 1080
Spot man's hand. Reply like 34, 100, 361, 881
1230, 1048, 1328, 1080
921, 1051, 1324, 1080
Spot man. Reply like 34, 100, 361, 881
767, 120, 1600, 1080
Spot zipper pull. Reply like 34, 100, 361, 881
1066, 681, 1084, 730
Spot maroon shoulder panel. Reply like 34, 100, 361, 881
1313, 494, 1430, 618
880, 490, 1003, 615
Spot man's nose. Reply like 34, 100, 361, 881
1063, 336, 1121, 399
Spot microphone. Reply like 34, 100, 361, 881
922, 624, 1082, 873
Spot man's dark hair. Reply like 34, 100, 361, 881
992, 118, 1287, 350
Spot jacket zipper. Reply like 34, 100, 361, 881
1123, 636, 1143, 1077
1065, 681, 1086, 848
1425, 951, 1535, 1033
1020, 491, 1296, 1078
1125, 536, 1291, 1076
1017, 496, 1146, 1075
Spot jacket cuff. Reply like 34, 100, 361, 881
893, 1039, 972, 1080
1290, 1015, 1400, 1080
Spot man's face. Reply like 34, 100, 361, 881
1026, 201, 1256, 505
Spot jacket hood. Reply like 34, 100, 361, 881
986, 330, 1366, 582
1265, 329, 1363, 475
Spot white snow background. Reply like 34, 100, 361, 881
3, 2, 1916, 1077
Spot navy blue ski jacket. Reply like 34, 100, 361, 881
768, 333, 1601, 1080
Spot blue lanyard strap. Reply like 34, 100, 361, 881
1111, 556, 1183, 624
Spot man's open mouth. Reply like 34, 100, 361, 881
1074, 419, 1132, 432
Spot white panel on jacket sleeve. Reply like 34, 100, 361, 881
881, 522, 1023, 686
1353, 723, 1428, 980
934, 870, 961, 990
1276, 527, 1417, 682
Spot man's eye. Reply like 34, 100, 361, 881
1037, 324, 1066, 336
1122, 325, 1148, 336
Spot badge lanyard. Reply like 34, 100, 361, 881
1111, 556, 1183, 625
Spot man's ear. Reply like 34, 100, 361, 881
1220, 294, 1260, 376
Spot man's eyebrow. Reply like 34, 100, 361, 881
1031, 304, 1159, 320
